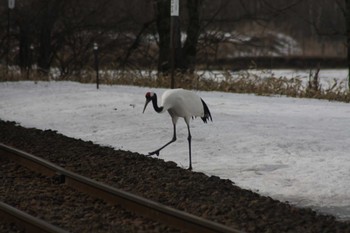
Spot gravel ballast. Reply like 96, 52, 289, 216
1, 119, 349, 233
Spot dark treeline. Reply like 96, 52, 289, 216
0, 0, 346, 77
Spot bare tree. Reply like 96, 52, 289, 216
296, 0, 347, 87
154, 0, 203, 74
0, 0, 346, 79
345, 0, 350, 88
35, 0, 65, 73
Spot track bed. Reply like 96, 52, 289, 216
1, 120, 349, 233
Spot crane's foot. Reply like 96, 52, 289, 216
188, 166, 192, 171
148, 150, 160, 157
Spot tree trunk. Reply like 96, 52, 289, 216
37, 0, 62, 74
155, 0, 171, 73
19, 25, 31, 73
38, 24, 52, 73
182, 0, 202, 73
155, 0, 202, 74
346, 0, 350, 89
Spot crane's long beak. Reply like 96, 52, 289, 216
142, 99, 151, 113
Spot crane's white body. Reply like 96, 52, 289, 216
143, 88, 212, 170
160, 89, 204, 124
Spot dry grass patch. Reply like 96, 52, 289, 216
1, 67, 349, 103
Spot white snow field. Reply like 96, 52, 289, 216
0, 80, 349, 220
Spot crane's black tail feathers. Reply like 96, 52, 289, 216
200, 98, 212, 123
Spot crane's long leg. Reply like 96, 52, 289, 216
187, 124, 192, 170
148, 123, 176, 156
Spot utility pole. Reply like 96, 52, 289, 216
170, 0, 179, 89
93, 43, 99, 89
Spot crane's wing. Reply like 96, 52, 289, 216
161, 89, 212, 122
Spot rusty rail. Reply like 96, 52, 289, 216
0, 201, 69, 233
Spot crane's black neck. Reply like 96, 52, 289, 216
151, 93, 163, 113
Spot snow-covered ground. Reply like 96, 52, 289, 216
0, 80, 349, 221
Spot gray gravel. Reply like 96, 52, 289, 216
1, 119, 350, 233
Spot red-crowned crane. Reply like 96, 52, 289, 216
142, 88, 212, 170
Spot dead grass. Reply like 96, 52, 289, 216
1, 67, 349, 103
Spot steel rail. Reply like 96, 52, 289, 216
0, 143, 244, 233
0, 201, 70, 233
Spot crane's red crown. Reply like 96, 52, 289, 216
145, 92, 154, 99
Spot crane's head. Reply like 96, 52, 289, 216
142, 92, 154, 113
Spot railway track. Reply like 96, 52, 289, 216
0, 201, 69, 233
0, 143, 244, 233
